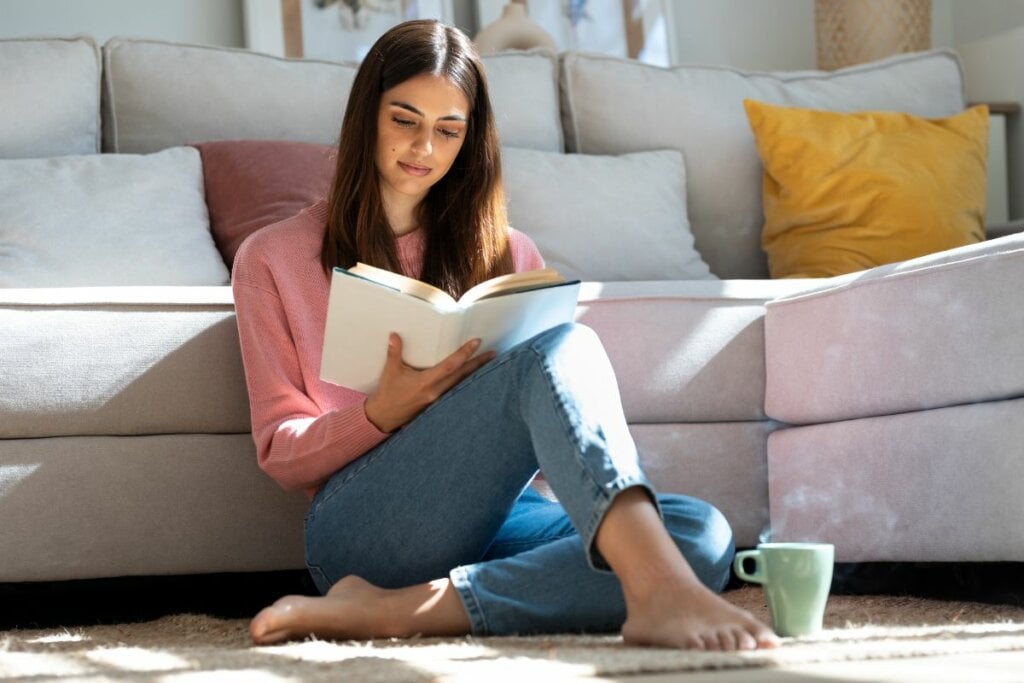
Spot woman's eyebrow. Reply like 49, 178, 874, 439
389, 101, 466, 122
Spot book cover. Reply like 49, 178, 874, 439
320, 264, 581, 393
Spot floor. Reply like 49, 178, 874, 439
625, 652, 1024, 682
3, 564, 1024, 681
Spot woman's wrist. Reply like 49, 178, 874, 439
363, 395, 394, 433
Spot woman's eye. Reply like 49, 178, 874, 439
392, 116, 415, 128
439, 128, 461, 139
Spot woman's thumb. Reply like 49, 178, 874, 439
387, 333, 402, 359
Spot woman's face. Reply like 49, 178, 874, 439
375, 73, 470, 208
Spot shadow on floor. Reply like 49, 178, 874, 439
726, 561, 1024, 606
3, 562, 1023, 631
0, 569, 317, 630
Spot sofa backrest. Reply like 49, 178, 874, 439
100, 37, 562, 154
0, 35, 101, 158
2, 35, 969, 281
560, 50, 967, 278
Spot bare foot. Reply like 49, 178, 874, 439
250, 575, 391, 645
622, 582, 780, 651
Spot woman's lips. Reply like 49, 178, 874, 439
399, 161, 430, 177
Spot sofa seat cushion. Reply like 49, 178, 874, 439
0, 434, 306, 581
0, 287, 250, 439
764, 233, 1024, 424
767, 396, 1024, 562
560, 49, 966, 278
102, 39, 561, 153
0, 36, 101, 157
634, 422, 777, 549
575, 280, 828, 423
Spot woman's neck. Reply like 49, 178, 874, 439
382, 188, 424, 237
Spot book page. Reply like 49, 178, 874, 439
457, 280, 581, 358
349, 262, 457, 310
458, 268, 564, 305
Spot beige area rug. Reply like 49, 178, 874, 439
3, 587, 1024, 681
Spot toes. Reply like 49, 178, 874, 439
734, 627, 757, 651
250, 612, 269, 642
686, 633, 708, 651
250, 596, 308, 644
714, 628, 737, 652
755, 626, 781, 648
250, 609, 286, 645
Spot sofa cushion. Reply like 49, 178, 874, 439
0, 287, 249, 439
745, 100, 988, 278
481, 49, 563, 152
575, 279, 828, 423
193, 140, 336, 268
560, 49, 966, 279
764, 233, 1024, 425
102, 39, 561, 154
0, 434, 307, 581
0, 147, 229, 287
502, 148, 713, 280
767, 397, 1024, 562
0, 36, 101, 157
635, 422, 775, 549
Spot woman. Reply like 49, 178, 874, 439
232, 19, 777, 651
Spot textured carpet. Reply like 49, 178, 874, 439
3, 587, 1024, 681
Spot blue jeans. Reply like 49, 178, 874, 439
304, 323, 735, 635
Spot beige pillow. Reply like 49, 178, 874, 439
502, 147, 713, 281
0, 147, 229, 287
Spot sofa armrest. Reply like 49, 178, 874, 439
986, 218, 1024, 240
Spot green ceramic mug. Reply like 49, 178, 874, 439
733, 542, 835, 637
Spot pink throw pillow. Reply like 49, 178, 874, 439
192, 140, 336, 267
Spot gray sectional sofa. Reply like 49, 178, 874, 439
1, 34, 1021, 583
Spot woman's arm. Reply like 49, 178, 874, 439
233, 278, 389, 494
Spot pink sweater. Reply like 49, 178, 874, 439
232, 200, 545, 496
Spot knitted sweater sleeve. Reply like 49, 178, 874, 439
509, 228, 546, 271
232, 240, 388, 495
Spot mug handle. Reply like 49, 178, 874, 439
733, 550, 766, 584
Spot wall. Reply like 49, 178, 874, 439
951, 0, 1024, 44
669, 0, 815, 70
664, 0, 999, 72
958, 23, 1024, 219
0, 0, 244, 47
2, 0, 1021, 70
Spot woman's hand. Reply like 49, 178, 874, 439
363, 333, 496, 433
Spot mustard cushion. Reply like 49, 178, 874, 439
744, 99, 988, 278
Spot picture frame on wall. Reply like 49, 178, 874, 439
475, 0, 677, 66
244, 0, 455, 61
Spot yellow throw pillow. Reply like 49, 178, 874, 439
744, 99, 988, 278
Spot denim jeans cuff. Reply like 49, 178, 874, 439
584, 476, 663, 572
449, 565, 491, 636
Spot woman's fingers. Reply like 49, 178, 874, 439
367, 336, 496, 433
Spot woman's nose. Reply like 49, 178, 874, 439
411, 130, 433, 156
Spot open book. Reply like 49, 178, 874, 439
321, 262, 581, 393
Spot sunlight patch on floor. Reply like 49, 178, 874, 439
156, 669, 298, 682
85, 646, 191, 671
255, 638, 599, 678
24, 630, 88, 644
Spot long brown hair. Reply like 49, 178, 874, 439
321, 19, 513, 298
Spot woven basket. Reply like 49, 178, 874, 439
815, 0, 931, 71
